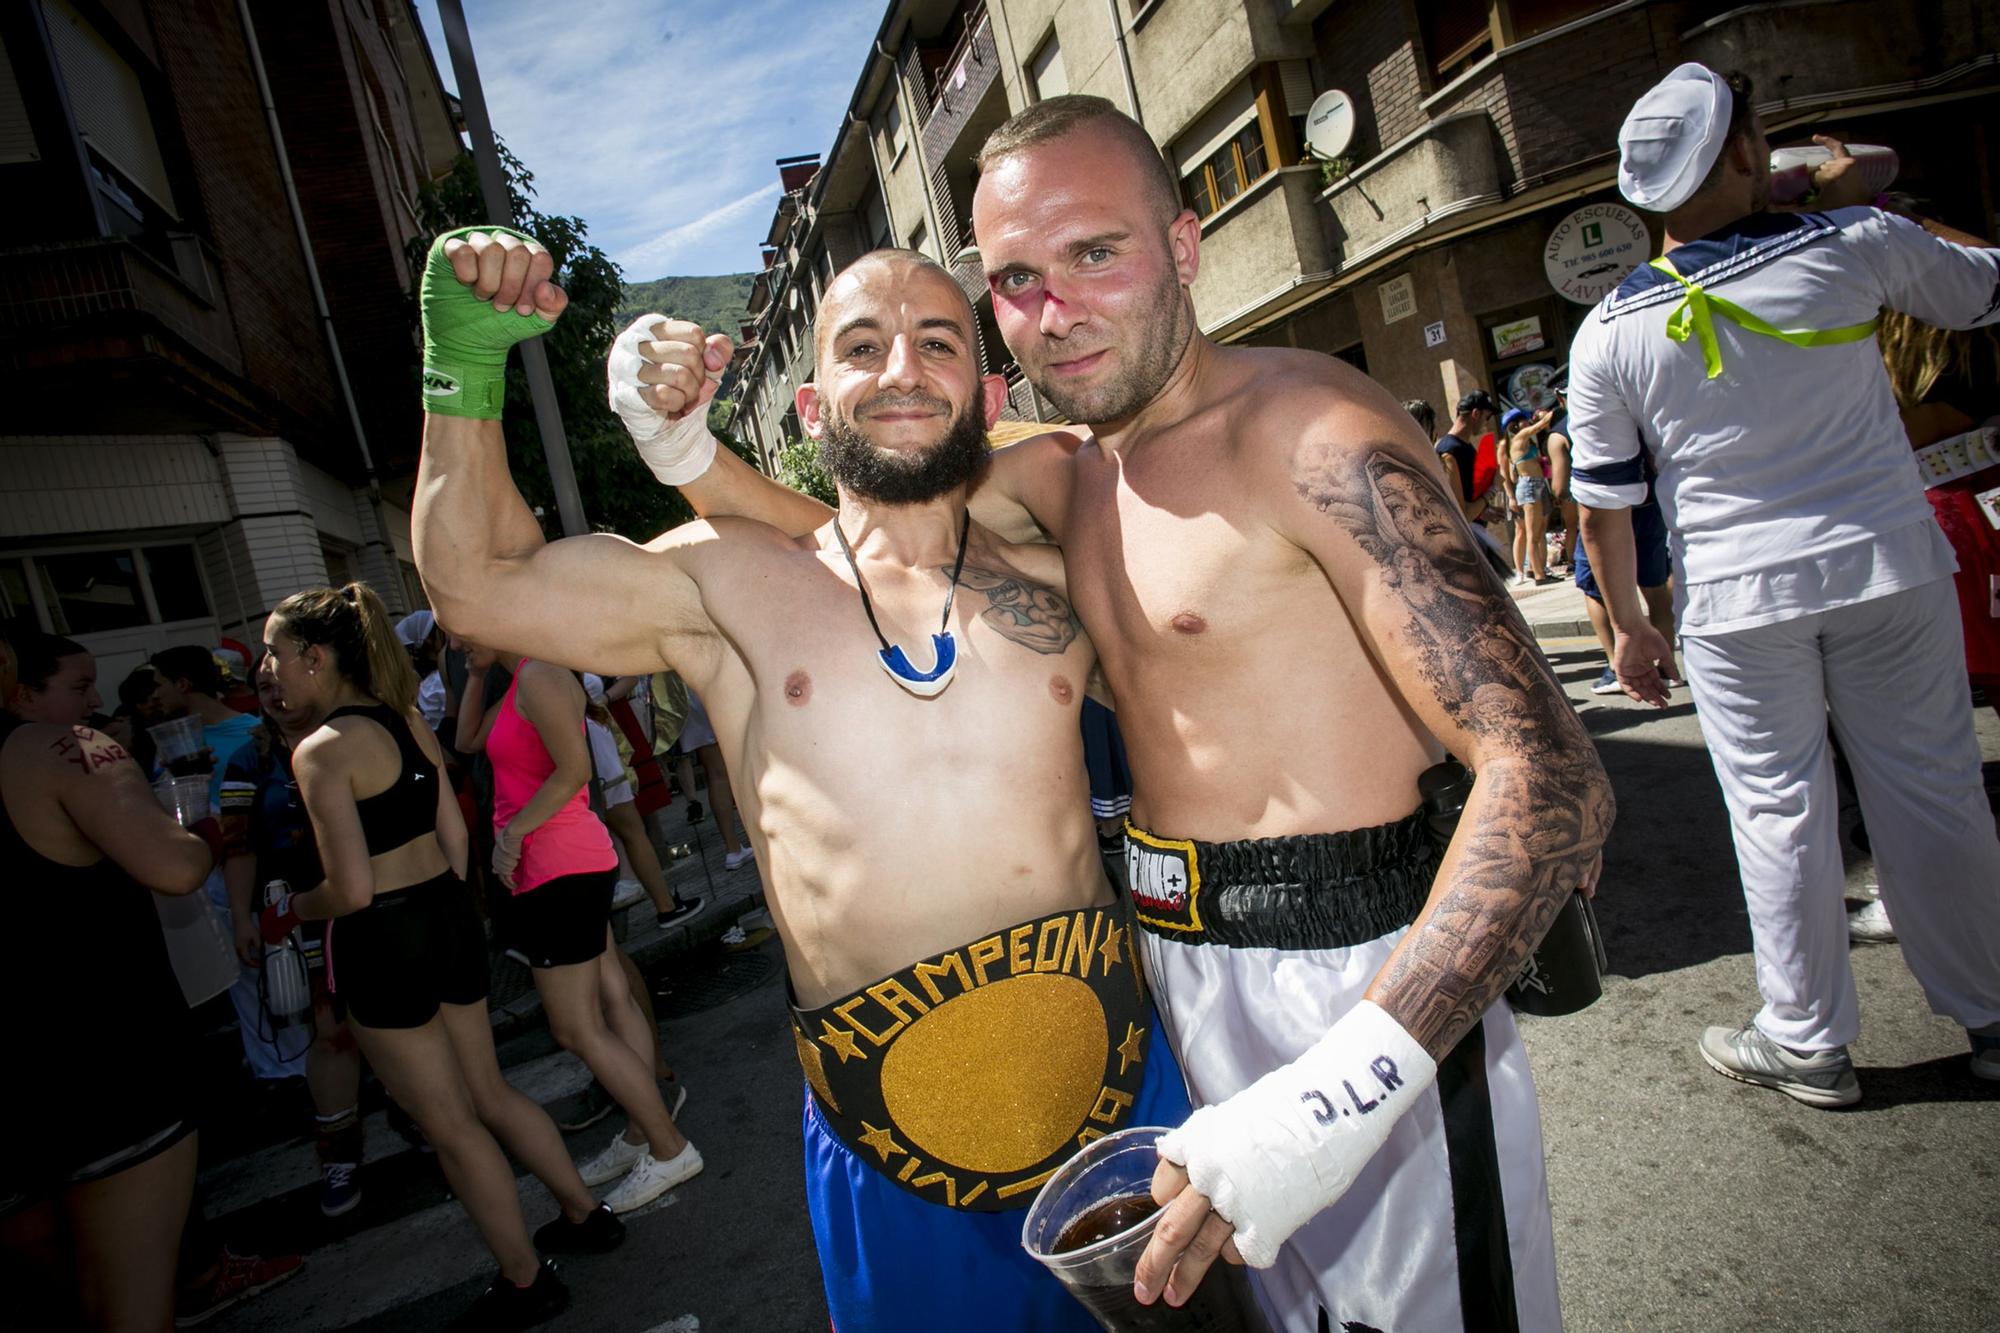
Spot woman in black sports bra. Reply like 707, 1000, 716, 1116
256, 583, 623, 1326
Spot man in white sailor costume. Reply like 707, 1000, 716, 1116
1569, 63, 2000, 1105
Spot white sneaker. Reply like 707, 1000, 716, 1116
578, 1132, 647, 1187
1847, 898, 1896, 944
723, 847, 755, 871
601, 1141, 704, 1214
610, 879, 647, 910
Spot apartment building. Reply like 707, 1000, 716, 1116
0, 0, 459, 683
728, 0, 1998, 455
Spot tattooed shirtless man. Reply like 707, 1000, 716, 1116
649, 97, 1611, 1332
415, 233, 1190, 1332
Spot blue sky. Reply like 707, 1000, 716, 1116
413, 0, 883, 279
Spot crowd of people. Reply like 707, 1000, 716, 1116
6, 58, 2000, 1333
0, 584, 745, 1328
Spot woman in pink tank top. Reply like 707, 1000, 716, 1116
458, 649, 700, 1215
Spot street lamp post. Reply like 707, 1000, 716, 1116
434, 0, 589, 539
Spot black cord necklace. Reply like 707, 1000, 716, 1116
833, 508, 971, 697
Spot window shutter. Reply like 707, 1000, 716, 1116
1279, 60, 1315, 118
42, 0, 177, 213
0, 28, 41, 163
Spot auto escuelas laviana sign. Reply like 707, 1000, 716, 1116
1544, 204, 1649, 304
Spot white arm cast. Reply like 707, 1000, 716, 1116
607, 313, 718, 485
1156, 1000, 1437, 1268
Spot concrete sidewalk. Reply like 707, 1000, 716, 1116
1508, 566, 1604, 643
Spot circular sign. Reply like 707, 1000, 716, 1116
1543, 203, 1650, 305
1304, 90, 1356, 161
1506, 362, 1561, 413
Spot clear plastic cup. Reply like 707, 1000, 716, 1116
153, 774, 209, 826
1022, 1126, 1269, 1331
147, 715, 206, 767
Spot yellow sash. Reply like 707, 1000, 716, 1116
1651, 254, 1881, 380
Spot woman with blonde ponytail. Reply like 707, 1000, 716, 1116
258, 583, 622, 1327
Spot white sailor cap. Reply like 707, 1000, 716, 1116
393, 609, 436, 647
1617, 63, 1733, 213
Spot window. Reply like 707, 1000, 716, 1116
42, 0, 179, 217
880, 96, 905, 161
0, 559, 36, 625
142, 546, 210, 623
35, 549, 146, 634
1416, 0, 1608, 84
1417, 0, 1495, 81
321, 541, 355, 588
1, 543, 211, 636
909, 219, 929, 259
1173, 80, 1278, 221
1028, 34, 1067, 102
1183, 123, 1270, 219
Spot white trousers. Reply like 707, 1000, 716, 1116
1144, 927, 1562, 1333
1681, 578, 2000, 1050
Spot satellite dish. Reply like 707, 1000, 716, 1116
1304, 90, 1356, 161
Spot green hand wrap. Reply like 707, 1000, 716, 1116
419, 224, 555, 420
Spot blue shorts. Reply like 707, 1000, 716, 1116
1513, 475, 1551, 506
803, 1012, 1193, 1333
1574, 501, 1669, 599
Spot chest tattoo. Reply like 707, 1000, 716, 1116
948, 565, 1083, 656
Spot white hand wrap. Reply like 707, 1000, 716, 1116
607, 313, 718, 485
1156, 1000, 1436, 1268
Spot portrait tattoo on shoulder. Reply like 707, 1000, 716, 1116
951, 565, 1083, 656
1293, 446, 1615, 1052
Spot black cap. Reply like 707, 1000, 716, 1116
1456, 390, 1496, 415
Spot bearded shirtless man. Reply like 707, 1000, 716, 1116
411, 228, 1190, 1332
635, 97, 1612, 1332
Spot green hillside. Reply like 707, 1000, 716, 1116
616, 273, 758, 339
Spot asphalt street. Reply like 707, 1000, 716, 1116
181, 633, 1997, 1333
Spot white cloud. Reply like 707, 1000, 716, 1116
417, 0, 881, 276
614, 181, 782, 274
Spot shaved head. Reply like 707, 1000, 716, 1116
815, 248, 973, 365
976, 95, 1181, 226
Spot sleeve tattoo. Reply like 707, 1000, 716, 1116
1293, 447, 1615, 1052
952, 565, 1083, 655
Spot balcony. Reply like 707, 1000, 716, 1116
0, 235, 265, 436
1190, 167, 1336, 338
919, 6, 1004, 168
1319, 112, 1506, 274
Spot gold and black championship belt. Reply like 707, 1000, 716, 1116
792, 902, 1152, 1211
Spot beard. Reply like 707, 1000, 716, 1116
1025, 271, 1193, 424
817, 393, 990, 505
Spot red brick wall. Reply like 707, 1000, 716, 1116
146, 0, 341, 450
256, 0, 430, 474
1310, 1, 1421, 160
1313, 2, 1686, 187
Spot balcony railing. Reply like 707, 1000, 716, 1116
0, 234, 240, 376
926, 3, 989, 119
920, 8, 1000, 167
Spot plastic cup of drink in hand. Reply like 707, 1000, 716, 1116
147, 715, 206, 767
153, 774, 209, 827
1021, 1126, 1269, 1332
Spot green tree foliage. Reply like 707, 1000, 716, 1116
774, 436, 837, 507
408, 142, 691, 541
617, 274, 757, 339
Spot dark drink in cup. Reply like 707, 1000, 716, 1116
1023, 1127, 1271, 1333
